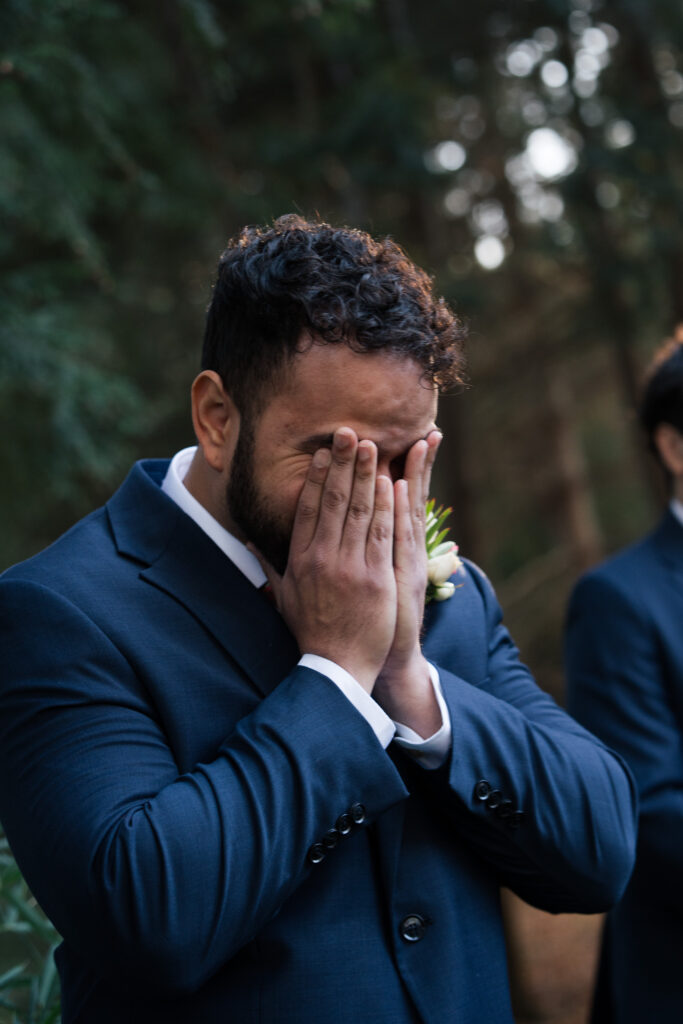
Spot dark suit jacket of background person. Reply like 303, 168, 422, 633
566, 509, 683, 1024
0, 459, 636, 1024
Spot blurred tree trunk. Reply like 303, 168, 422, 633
434, 388, 479, 561
503, 889, 603, 1024
545, 369, 603, 570
572, 189, 665, 512
672, 252, 683, 324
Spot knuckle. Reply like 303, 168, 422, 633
297, 500, 319, 520
370, 521, 392, 544
355, 459, 374, 480
323, 488, 347, 511
336, 566, 353, 587
366, 573, 386, 595
332, 449, 353, 468
348, 499, 371, 521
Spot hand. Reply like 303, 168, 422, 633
373, 430, 444, 737
252, 428, 397, 693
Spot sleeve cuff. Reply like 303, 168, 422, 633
298, 654, 396, 749
393, 663, 452, 769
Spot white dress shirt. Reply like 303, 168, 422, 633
161, 447, 451, 768
670, 498, 683, 529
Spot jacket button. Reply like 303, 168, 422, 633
474, 780, 491, 802
400, 914, 427, 943
307, 842, 326, 865
335, 813, 352, 835
323, 828, 340, 849
349, 803, 366, 824
508, 810, 525, 829
496, 799, 513, 819
487, 789, 502, 810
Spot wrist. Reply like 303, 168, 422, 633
374, 652, 442, 738
302, 645, 380, 694
377, 646, 427, 687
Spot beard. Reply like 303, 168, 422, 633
226, 418, 292, 576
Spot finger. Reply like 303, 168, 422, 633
340, 440, 377, 553
289, 446, 333, 554
392, 478, 415, 566
366, 473, 394, 569
314, 427, 358, 548
422, 430, 442, 506
403, 439, 428, 542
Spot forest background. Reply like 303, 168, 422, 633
1, 0, 682, 1022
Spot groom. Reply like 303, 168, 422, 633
0, 216, 635, 1023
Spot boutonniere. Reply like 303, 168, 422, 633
425, 499, 463, 603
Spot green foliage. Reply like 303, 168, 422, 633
2, 0, 679, 575
0, 833, 60, 1024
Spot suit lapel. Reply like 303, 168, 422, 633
651, 511, 683, 615
653, 509, 683, 576
142, 531, 300, 698
107, 460, 300, 698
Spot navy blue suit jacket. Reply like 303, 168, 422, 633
0, 460, 636, 1023
567, 510, 683, 1024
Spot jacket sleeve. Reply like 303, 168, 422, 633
0, 579, 408, 994
423, 564, 637, 914
566, 569, 683, 912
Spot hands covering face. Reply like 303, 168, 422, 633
252, 426, 442, 711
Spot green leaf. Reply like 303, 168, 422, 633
3, 889, 57, 940
37, 943, 59, 1011
0, 963, 29, 990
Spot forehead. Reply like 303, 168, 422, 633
260, 344, 438, 448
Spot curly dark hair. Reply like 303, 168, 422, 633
201, 214, 466, 416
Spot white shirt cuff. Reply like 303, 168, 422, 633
298, 654, 395, 749
393, 663, 452, 770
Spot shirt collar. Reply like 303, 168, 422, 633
670, 498, 683, 531
161, 446, 267, 588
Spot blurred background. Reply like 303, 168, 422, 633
1, 0, 682, 1021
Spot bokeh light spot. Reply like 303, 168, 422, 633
541, 60, 569, 88
474, 235, 506, 270
526, 128, 578, 180
605, 119, 635, 148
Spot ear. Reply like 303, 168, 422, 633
191, 370, 240, 473
653, 423, 683, 478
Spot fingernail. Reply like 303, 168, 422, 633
313, 448, 331, 469
357, 443, 371, 462
334, 429, 353, 450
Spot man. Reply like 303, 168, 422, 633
566, 330, 683, 1024
0, 216, 635, 1023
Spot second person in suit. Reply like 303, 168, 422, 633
566, 328, 683, 1024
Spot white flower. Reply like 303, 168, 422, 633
427, 544, 461, 586
425, 500, 463, 603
